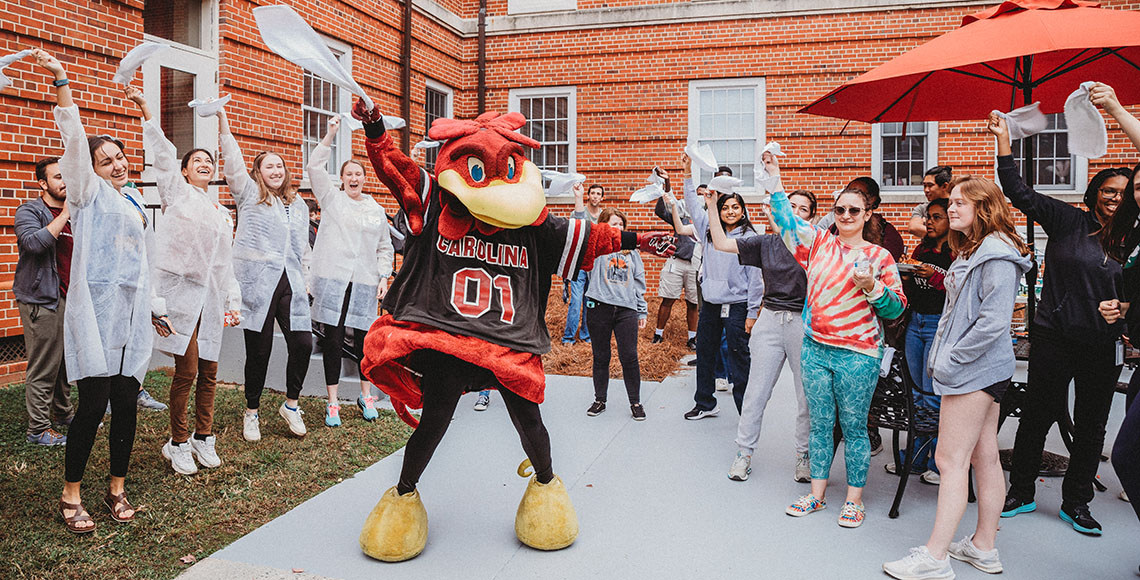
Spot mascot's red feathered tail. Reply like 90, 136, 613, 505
351, 98, 675, 562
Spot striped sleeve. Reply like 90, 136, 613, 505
557, 217, 590, 279
768, 190, 816, 269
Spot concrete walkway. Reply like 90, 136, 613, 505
180, 359, 1137, 579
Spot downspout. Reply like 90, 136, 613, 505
401, 0, 413, 153
478, 0, 486, 114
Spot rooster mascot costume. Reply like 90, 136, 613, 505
351, 98, 674, 562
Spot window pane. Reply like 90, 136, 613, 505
160, 67, 196, 158
144, 0, 203, 49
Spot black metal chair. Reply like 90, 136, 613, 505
867, 348, 942, 518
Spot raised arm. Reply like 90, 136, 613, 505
761, 154, 816, 266
307, 117, 339, 208
1091, 82, 1140, 152
706, 190, 738, 254
680, 154, 709, 238
354, 98, 429, 236
36, 50, 99, 208
987, 112, 1076, 233
217, 109, 257, 205
129, 87, 187, 210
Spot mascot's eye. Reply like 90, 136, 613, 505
507, 157, 516, 180
467, 157, 486, 183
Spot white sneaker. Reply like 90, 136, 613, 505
1120, 490, 1130, 503
728, 452, 752, 481
162, 439, 198, 475
883, 546, 954, 580
948, 534, 1002, 574
715, 378, 730, 392
189, 434, 221, 468
243, 412, 261, 442
921, 470, 941, 485
794, 452, 811, 483
279, 402, 307, 437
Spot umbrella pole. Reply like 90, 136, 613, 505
1020, 57, 1038, 337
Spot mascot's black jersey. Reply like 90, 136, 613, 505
382, 172, 593, 355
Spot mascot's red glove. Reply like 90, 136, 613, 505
637, 232, 676, 258
352, 97, 383, 125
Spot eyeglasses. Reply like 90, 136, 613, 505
832, 206, 865, 216
1099, 187, 1125, 199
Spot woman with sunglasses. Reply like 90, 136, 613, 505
989, 109, 1131, 537
35, 49, 161, 532
762, 152, 906, 529
217, 108, 313, 441
125, 88, 241, 475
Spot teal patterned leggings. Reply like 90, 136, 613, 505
801, 337, 881, 487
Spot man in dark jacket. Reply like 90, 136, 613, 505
15, 157, 73, 445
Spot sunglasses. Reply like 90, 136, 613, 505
832, 206, 865, 217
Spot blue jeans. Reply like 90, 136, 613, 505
694, 301, 750, 413
562, 271, 590, 342
715, 330, 731, 381
904, 312, 941, 472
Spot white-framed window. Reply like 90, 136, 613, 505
509, 87, 576, 189
687, 78, 766, 192
302, 37, 353, 180
424, 79, 453, 172
1010, 113, 1084, 191
872, 122, 939, 190
508, 0, 576, 14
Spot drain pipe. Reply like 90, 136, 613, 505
478, 0, 486, 114
401, 0, 413, 153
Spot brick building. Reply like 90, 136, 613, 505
0, 0, 1138, 382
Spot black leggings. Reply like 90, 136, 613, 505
396, 350, 552, 495
585, 301, 641, 405
244, 272, 313, 409
1113, 371, 1140, 522
65, 374, 140, 482
319, 283, 365, 386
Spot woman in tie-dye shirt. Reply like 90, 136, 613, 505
762, 153, 906, 529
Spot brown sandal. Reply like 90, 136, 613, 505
59, 499, 96, 534
104, 491, 135, 523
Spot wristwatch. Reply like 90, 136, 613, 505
52, 78, 69, 87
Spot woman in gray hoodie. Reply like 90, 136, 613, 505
884, 175, 1031, 580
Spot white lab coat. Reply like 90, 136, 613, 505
144, 120, 241, 361
220, 132, 311, 333
307, 144, 393, 331
54, 105, 154, 384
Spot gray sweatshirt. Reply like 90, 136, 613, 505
927, 234, 1032, 396
585, 250, 648, 318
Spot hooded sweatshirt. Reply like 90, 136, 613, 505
927, 234, 1033, 396
682, 178, 763, 317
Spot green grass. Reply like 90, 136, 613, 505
0, 370, 412, 580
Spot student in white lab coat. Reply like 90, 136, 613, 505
307, 117, 393, 427
125, 88, 241, 475
217, 109, 313, 441
35, 49, 163, 533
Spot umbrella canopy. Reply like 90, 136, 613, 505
800, 0, 1140, 122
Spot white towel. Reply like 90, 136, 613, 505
756, 141, 786, 193
338, 113, 403, 132
630, 183, 666, 204
0, 50, 32, 91
994, 102, 1047, 140
188, 94, 231, 117
413, 139, 440, 150
113, 42, 170, 85
340, 113, 363, 132
707, 175, 741, 195
540, 170, 586, 197
685, 143, 718, 173
1065, 81, 1107, 159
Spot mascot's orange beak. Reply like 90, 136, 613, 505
437, 160, 545, 229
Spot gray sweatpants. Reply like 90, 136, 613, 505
734, 308, 810, 456
19, 298, 72, 436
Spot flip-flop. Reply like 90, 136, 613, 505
59, 499, 96, 534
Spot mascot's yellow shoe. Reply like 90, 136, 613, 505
514, 459, 579, 550
359, 486, 428, 562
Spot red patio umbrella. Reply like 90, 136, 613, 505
800, 0, 1140, 325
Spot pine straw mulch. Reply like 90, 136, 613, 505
542, 292, 693, 381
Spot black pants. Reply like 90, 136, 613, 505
396, 350, 552, 495
319, 283, 365, 386
244, 272, 313, 409
65, 374, 140, 482
694, 300, 750, 413
1113, 370, 1140, 521
585, 300, 641, 405
1009, 327, 1121, 507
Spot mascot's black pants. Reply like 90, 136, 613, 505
397, 349, 554, 495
